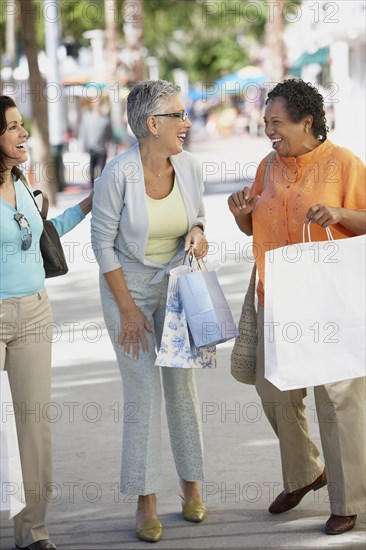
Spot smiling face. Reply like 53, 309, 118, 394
153, 95, 192, 156
0, 107, 29, 169
264, 97, 312, 158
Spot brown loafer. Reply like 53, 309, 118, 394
269, 469, 327, 514
325, 514, 357, 535
16, 540, 57, 550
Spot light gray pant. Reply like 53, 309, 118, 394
256, 305, 366, 515
100, 271, 204, 496
0, 291, 53, 547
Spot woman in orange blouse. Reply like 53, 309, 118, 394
228, 79, 366, 535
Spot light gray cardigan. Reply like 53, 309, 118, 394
91, 143, 206, 282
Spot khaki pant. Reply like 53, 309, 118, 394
256, 305, 366, 516
0, 291, 53, 547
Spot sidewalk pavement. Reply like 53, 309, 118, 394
1, 134, 365, 550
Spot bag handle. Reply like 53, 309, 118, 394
263, 150, 276, 192
247, 151, 276, 288
33, 190, 49, 220
302, 221, 334, 243
182, 249, 193, 267
18, 173, 49, 220
182, 247, 208, 272
246, 261, 257, 302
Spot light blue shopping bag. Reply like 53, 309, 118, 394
178, 269, 238, 347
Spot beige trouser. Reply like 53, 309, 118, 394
256, 305, 366, 516
0, 291, 53, 547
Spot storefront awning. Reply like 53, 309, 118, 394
291, 47, 330, 75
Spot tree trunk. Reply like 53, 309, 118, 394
1, 1, 17, 94
263, 0, 287, 84
20, 0, 57, 203
122, 0, 145, 85
105, 0, 119, 75
6, 0, 17, 71
105, 0, 123, 149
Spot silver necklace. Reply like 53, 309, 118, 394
145, 161, 169, 178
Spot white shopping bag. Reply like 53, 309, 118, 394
155, 263, 216, 369
0, 371, 25, 519
264, 229, 366, 390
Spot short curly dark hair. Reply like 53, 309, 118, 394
266, 79, 328, 142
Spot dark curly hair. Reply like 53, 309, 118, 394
266, 79, 328, 142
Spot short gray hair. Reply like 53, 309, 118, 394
127, 79, 181, 142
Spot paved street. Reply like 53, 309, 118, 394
1, 133, 365, 550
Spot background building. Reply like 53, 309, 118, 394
286, 0, 365, 160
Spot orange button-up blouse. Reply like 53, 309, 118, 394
250, 139, 366, 305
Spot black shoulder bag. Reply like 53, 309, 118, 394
20, 177, 69, 278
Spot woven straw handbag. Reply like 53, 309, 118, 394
230, 264, 257, 384
230, 150, 275, 385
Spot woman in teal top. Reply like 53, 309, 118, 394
0, 95, 92, 550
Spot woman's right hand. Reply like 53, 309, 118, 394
78, 190, 93, 215
119, 306, 154, 360
227, 186, 260, 217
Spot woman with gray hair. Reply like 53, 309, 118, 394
91, 80, 209, 542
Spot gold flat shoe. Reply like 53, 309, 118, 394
181, 498, 207, 523
136, 518, 163, 542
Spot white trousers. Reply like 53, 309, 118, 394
100, 271, 204, 496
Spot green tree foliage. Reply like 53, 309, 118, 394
142, 0, 264, 81
143, 0, 301, 81
0, 0, 301, 85
57, 0, 269, 81
0, 0, 109, 61
60, 0, 107, 44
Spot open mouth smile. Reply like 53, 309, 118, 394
271, 138, 282, 149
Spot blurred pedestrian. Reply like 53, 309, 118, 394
80, 98, 112, 187
0, 95, 93, 550
91, 79, 209, 543
228, 79, 366, 535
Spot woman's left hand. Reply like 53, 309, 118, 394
306, 204, 342, 228
184, 226, 209, 259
